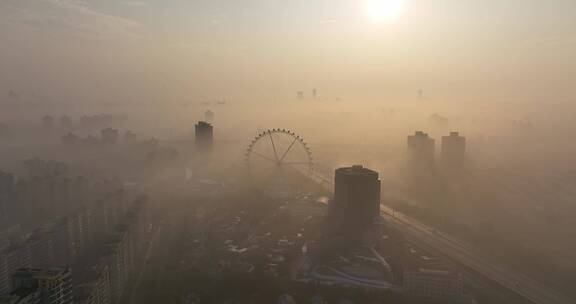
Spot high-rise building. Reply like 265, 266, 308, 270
59, 116, 72, 130
12, 269, 72, 304
100, 129, 119, 145
333, 165, 381, 233
26, 231, 54, 270
0, 246, 32, 295
0, 172, 14, 196
441, 132, 466, 171
0, 284, 41, 304
0, 172, 15, 222
0, 254, 9, 295
311, 166, 393, 284
50, 221, 71, 268
194, 121, 213, 152
74, 263, 111, 304
407, 131, 435, 174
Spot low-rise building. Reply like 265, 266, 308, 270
403, 268, 463, 301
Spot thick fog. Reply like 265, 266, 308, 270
2, 1, 576, 304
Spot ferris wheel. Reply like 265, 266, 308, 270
245, 129, 314, 188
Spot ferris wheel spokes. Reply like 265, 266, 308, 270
279, 137, 299, 163
246, 129, 314, 189
268, 132, 280, 162
250, 150, 277, 163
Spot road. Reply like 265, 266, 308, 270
307, 171, 573, 304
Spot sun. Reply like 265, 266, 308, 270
365, 0, 405, 22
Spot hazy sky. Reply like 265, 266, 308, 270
1, 0, 576, 103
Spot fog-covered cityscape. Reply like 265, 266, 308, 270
2, 1, 576, 304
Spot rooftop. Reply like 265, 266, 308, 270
196, 121, 212, 127
336, 165, 378, 176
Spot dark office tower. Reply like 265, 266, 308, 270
204, 110, 215, 122
407, 131, 435, 174
12, 268, 73, 304
42, 116, 54, 130
333, 165, 381, 233
195, 121, 213, 152
100, 128, 119, 144
441, 132, 466, 171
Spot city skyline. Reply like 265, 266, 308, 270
1, 1, 576, 303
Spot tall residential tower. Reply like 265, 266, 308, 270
407, 131, 435, 175
194, 121, 213, 152
441, 132, 466, 172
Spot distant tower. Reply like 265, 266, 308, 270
100, 128, 119, 144
42, 116, 54, 130
312, 89, 317, 100
204, 110, 215, 122
441, 132, 466, 172
0, 171, 14, 221
60, 115, 72, 129
407, 131, 435, 174
297, 91, 304, 100
195, 121, 213, 152
418, 89, 424, 100
333, 165, 381, 234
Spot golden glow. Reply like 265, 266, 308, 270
365, 0, 405, 22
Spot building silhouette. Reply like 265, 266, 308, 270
12, 268, 72, 304
0, 242, 33, 296
441, 132, 466, 172
100, 129, 119, 145
0, 172, 14, 222
123, 131, 137, 143
59, 116, 72, 129
194, 121, 213, 152
332, 165, 381, 235
407, 131, 435, 175
308, 165, 393, 286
